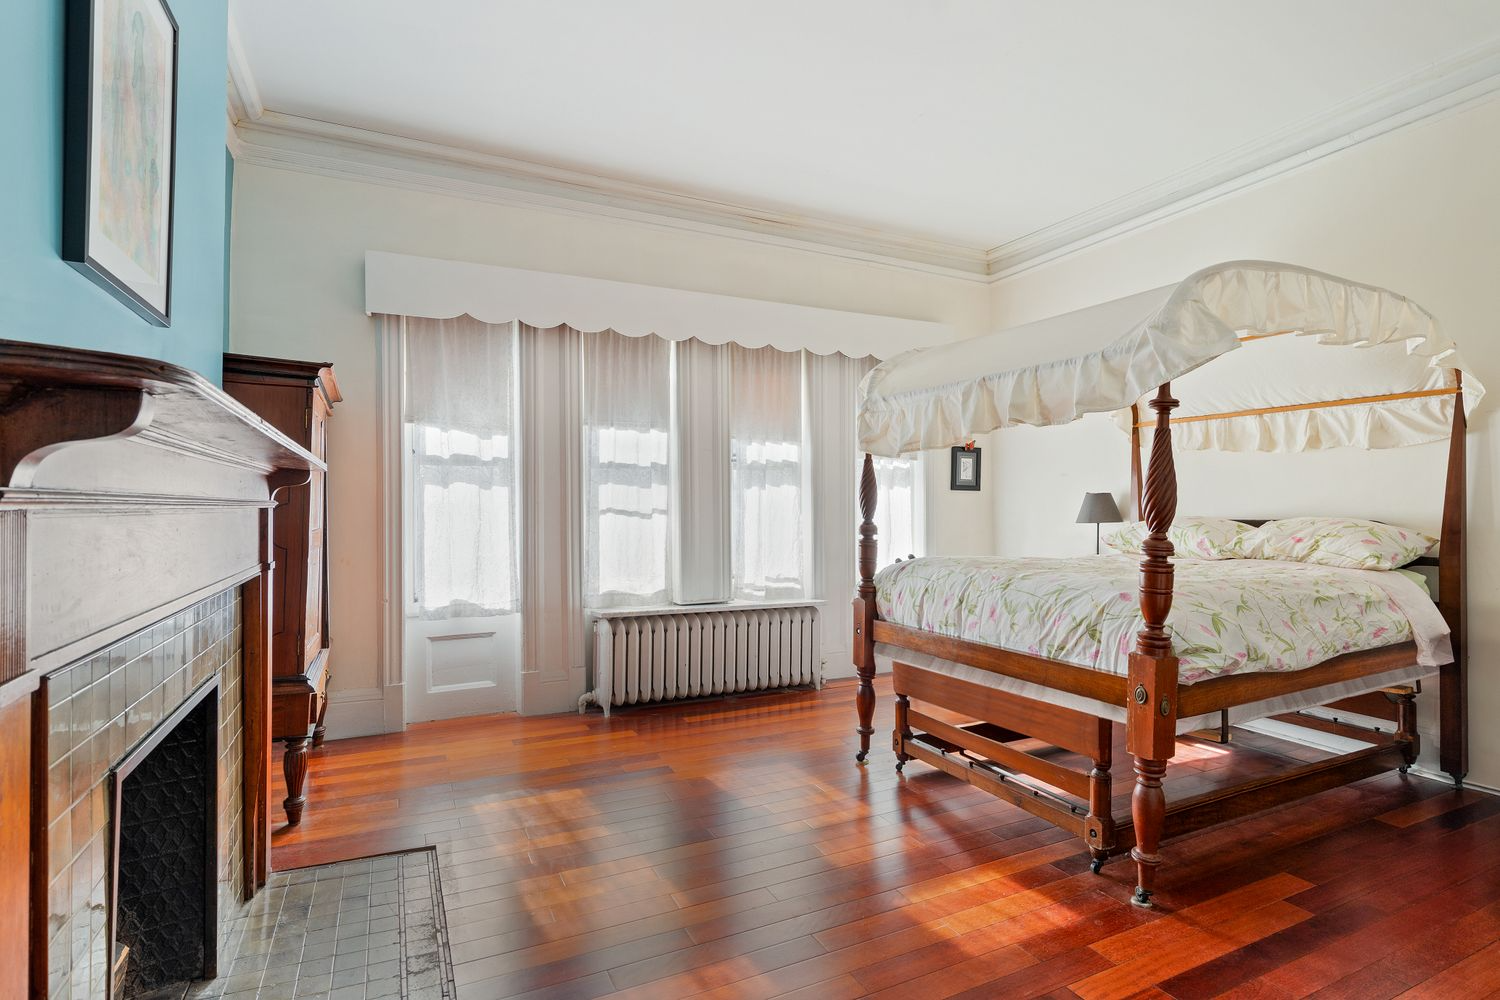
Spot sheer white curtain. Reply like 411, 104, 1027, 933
583, 331, 671, 607
404, 316, 518, 619
872, 453, 921, 568
730, 344, 808, 600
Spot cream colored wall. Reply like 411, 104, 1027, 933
986, 96, 1500, 787
229, 163, 992, 733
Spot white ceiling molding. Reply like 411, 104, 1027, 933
229, 36, 1500, 283
365, 250, 955, 359
231, 112, 991, 280
225, 9, 264, 125
986, 38, 1500, 279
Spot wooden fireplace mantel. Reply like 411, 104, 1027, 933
0, 339, 321, 505
0, 340, 323, 685
0, 340, 324, 999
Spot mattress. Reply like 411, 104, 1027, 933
875, 554, 1451, 684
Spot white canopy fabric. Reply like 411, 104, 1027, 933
857, 261, 1484, 457
1142, 330, 1472, 452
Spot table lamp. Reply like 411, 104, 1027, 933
1076, 492, 1123, 554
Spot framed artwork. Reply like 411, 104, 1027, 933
63, 0, 180, 326
950, 444, 981, 491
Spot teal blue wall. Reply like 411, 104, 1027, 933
224, 147, 234, 352
0, 1, 231, 383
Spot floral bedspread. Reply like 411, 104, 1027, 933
875, 555, 1437, 683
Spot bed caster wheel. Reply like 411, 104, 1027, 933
1090, 858, 1103, 875
1131, 887, 1154, 909
855, 750, 868, 764
1399, 765, 1410, 775
895, 760, 906, 773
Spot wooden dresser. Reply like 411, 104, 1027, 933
223, 354, 340, 825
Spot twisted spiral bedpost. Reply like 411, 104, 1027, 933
1137, 385, 1179, 658
1129, 383, 1180, 908
854, 453, 879, 762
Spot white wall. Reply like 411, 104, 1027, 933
229, 164, 992, 735
987, 96, 1500, 787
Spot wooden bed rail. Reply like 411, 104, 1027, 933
1126, 382, 1180, 907
853, 453, 879, 762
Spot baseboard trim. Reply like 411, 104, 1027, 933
322, 687, 393, 741
1407, 764, 1499, 797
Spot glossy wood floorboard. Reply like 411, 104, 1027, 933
271, 678, 1500, 999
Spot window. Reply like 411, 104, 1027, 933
873, 453, 923, 569
404, 317, 518, 618
405, 321, 921, 617
730, 345, 808, 600
582, 331, 671, 607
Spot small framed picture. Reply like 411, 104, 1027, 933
950, 445, 981, 491
62, 0, 180, 326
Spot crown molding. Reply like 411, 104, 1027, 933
226, 35, 1500, 284
230, 112, 992, 280
225, 9, 264, 125
984, 38, 1500, 280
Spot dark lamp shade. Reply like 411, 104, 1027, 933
1076, 492, 1123, 525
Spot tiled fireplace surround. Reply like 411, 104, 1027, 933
38, 590, 248, 1000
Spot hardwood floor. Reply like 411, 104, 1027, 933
270, 677, 1500, 999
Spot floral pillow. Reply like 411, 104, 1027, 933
1103, 517, 1252, 560
1234, 517, 1436, 570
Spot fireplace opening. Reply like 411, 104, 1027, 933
109, 679, 220, 998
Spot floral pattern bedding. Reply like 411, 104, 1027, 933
875, 554, 1435, 684
1234, 517, 1436, 571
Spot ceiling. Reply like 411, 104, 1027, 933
230, 1, 1500, 267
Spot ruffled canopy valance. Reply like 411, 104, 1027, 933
857, 261, 1484, 457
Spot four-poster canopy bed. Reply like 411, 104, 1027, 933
851, 261, 1482, 908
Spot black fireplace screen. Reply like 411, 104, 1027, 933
111, 680, 219, 997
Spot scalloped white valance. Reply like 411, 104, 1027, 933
365, 251, 953, 360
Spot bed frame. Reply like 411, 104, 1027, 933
853, 378, 1467, 908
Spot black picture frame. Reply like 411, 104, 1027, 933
950, 445, 981, 491
62, 0, 180, 327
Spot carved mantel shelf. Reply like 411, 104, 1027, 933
0, 340, 323, 696
0, 339, 321, 503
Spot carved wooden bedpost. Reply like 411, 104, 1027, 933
854, 453, 879, 762
1439, 370, 1467, 787
1128, 383, 1180, 908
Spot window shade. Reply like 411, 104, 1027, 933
405, 317, 519, 618
730, 344, 808, 601
583, 330, 671, 607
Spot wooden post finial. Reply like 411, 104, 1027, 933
1130, 402, 1143, 521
